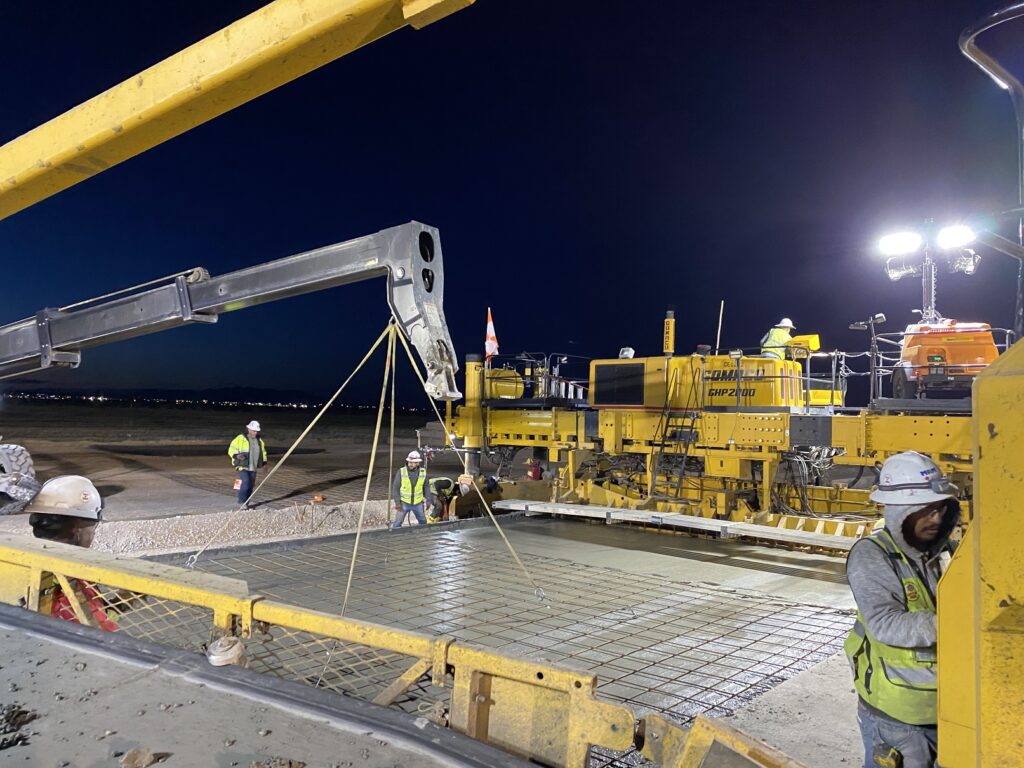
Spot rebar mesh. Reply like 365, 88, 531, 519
173, 520, 853, 768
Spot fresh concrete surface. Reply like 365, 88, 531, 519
726, 652, 862, 768
0, 622, 512, 768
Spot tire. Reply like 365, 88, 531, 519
892, 368, 918, 400
0, 444, 36, 516
0, 444, 35, 478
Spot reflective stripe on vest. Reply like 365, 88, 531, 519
400, 467, 426, 504
228, 434, 266, 471
844, 528, 938, 725
760, 327, 790, 359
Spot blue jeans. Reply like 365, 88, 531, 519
392, 502, 426, 528
237, 470, 257, 504
857, 702, 937, 768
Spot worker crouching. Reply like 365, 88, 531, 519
844, 452, 959, 768
392, 450, 428, 528
427, 477, 455, 523
26, 476, 118, 630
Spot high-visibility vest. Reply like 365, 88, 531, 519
399, 466, 426, 504
844, 528, 938, 725
760, 327, 791, 359
228, 434, 267, 471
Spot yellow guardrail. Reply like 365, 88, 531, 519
0, 534, 805, 768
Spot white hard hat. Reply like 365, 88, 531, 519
870, 452, 958, 505
618, 347, 635, 359
776, 318, 796, 330
406, 450, 422, 463
24, 475, 102, 520
246, 420, 261, 432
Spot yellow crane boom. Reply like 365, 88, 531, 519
0, 0, 472, 221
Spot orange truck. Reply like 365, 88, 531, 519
892, 320, 999, 398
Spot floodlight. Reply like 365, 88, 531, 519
884, 257, 921, 281
936, 224, 976, 250
878, 231, 923, 256
945, 249, 981, 275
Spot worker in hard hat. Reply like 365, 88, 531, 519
844, 452, 960, 768
24, 475, 118, 630
426, 477, 455, 523
760, 317, 795, 359
391, 450, 428, 528
228, 420, 268, 508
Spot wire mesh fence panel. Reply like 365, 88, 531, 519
244, 623, 447, 715
77, 580, 214, 652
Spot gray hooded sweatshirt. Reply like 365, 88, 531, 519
845, 499, 960, 648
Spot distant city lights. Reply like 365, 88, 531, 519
0, 392, 426, 412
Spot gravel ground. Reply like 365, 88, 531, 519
0, 499, 401, 555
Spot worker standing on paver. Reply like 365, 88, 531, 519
228, 420, 268, 508
391, 450, 428, 528
760, 317, 795, 359
844, 451, 960, 768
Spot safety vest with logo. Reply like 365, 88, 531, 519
760, 327, 791, 359
228, 435, 267, 472
844, 528, 938, 725
399, 466, 426, 504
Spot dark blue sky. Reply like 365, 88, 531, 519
0, 1, 1018, 403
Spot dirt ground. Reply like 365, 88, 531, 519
0, 400, 465, 550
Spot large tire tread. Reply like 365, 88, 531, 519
0, 444, 35, 478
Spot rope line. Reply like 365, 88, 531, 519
315, 323, 396, 688
185, 322, 393, 569
393, 324, 548, 602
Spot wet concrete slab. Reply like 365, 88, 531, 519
0, 607, 526, 768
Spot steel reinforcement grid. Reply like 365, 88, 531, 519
125, 518, 852, 766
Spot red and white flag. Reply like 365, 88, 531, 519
485, 307, 499, 360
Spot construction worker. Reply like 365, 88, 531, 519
391, 450, 428, 528
228, 420, 268, 508
427, 477, 455, 523
526, 457, 543, 481
760, 317, 795, 359
844, 452, 960, 768
24, 476, 117, 630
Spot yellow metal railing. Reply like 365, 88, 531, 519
0, 534, 805, 768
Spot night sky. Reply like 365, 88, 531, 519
0, 1, 1019, 404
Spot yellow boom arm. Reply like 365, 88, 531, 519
0, 0, 472, 221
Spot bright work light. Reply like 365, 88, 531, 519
936, 224, 976, 250
878, 231, 923, 256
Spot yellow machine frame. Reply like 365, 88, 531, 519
451, 349, 973, 546
0, 0, 473, 220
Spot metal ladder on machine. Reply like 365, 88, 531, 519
649, 397, 700, 499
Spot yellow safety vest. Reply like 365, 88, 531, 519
760, 327, 791, 359
228, 434, 267, 471
399, 466, 426, 504
844, 528, 938, 725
